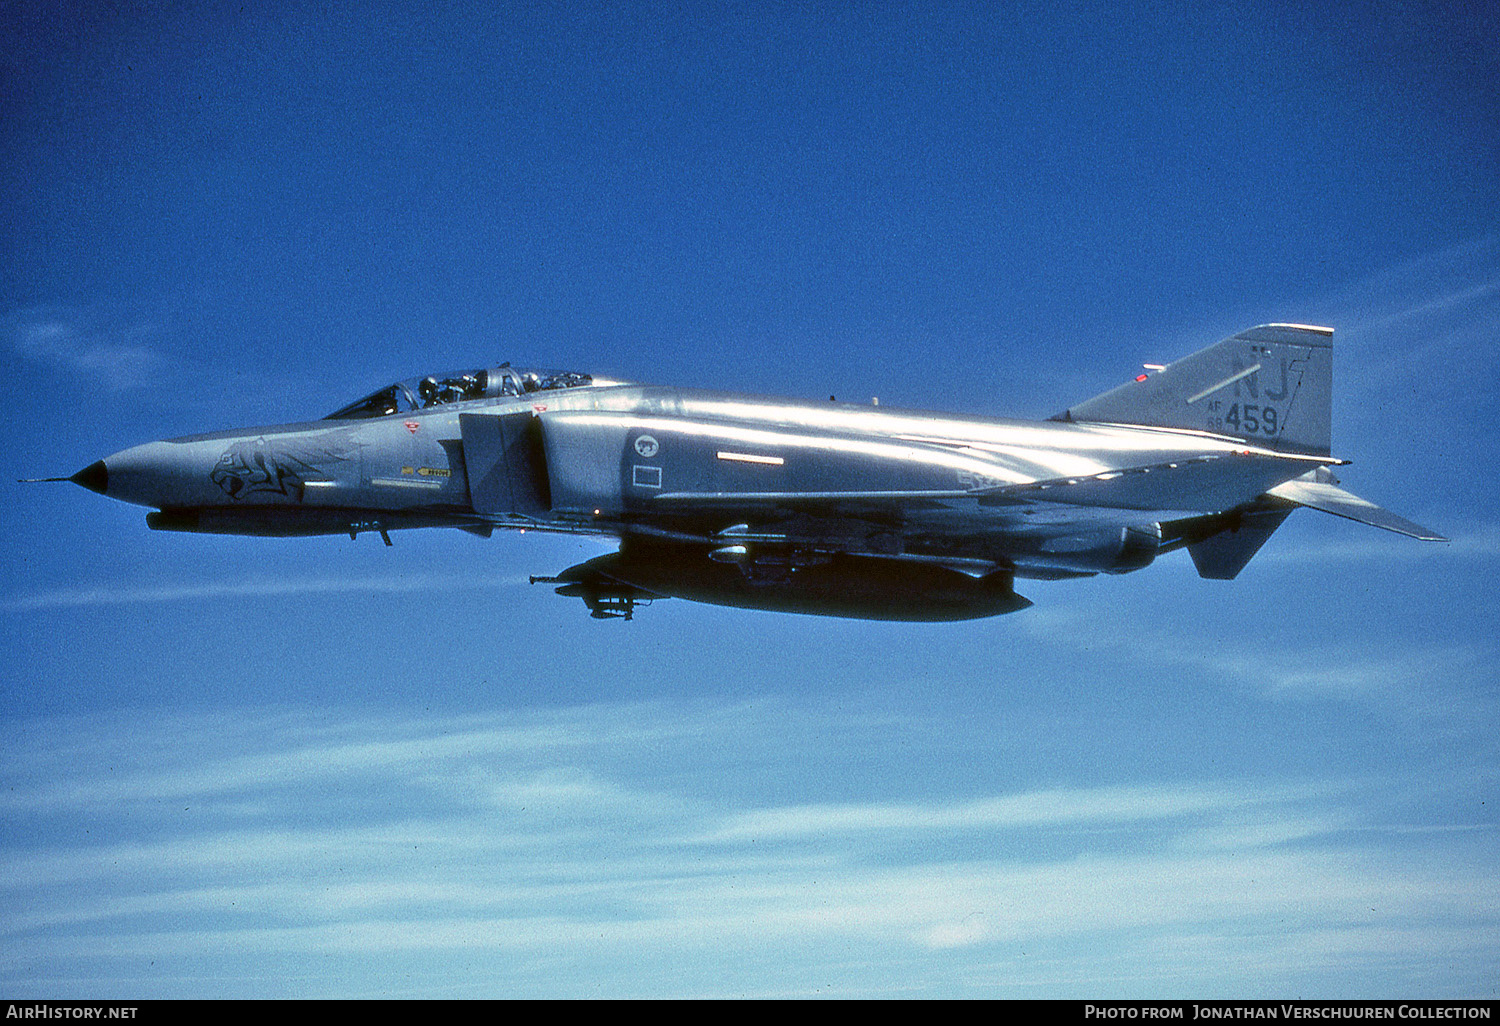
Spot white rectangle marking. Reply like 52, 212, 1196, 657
716, 451, 784, 465
371, 477, 444, 490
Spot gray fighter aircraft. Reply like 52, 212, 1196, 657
55, 324, 1444, 620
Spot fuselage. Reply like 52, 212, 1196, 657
63, 326, 1440, 621
83, 377, 1332, 579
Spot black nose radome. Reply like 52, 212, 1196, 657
70, 461, 108, 495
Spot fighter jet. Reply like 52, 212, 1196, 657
53, 324, 1444, 620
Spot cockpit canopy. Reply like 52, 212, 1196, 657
324, 365, 596, 420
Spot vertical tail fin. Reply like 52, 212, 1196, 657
1054, 324, 1333, 456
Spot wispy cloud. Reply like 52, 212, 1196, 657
1208, 644, 1489, 704
1317, 234, 1500, 400
4, 304, 167, 391
1015, 599, 1497, 740
696, 783, 1299, 844
0, 570, 533, 613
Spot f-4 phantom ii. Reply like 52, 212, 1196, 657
57, 323, 1444, 620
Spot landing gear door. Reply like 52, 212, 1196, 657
459, 413, 550, 515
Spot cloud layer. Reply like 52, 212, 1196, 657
3, 700, 1495, 998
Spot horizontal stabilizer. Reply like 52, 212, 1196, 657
1266, 478, 1447, 541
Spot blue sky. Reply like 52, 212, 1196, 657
2, 0, 1497, 998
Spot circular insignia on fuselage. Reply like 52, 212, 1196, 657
634, 435, 660, 458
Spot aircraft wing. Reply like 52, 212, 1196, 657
971, 451, 1334, 514
644, 453, 1306, 518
